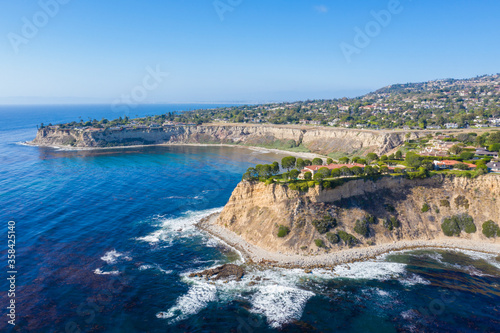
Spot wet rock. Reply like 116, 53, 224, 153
195, 264, 245, 281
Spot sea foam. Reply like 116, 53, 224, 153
249, 285, 315, 329
157, 283, 217, 323
137, 207, 222, 245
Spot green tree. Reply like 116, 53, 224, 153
351, 166, 363, 175
318, 167, 331, 178
405, 152, 422, 168
289, 169, 300, 179
313, 173, 325, 182
304, 171, 312, 181
296, 158, 306, 170
331, 168, 341, 178
339, 157, 350, 164
380, 155, 388, 161
366, 153, 379, 163
271, 161, 280, 174
395, 151, 403, 159
454, 163, 469, 170
312, 158, 323, 165
449, 144, 463, 155
489, 143, 500, 152
281, 156, 296, 171
304, 159, 312, 166
326, 158, 334, 164
459, 152, 475, 160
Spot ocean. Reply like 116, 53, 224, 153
1, 105, 499, 332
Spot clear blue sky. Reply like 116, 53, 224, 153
0, 0, 499, 104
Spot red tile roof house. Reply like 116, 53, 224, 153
299, 163, 365, 179
433, 160, 476, 170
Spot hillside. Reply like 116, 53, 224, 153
212, 175, 500, 258
30, 124, 425, 156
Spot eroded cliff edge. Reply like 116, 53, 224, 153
30, 124, 422, 156
214, 175, 500, 257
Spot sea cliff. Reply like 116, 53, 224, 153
30, 124, 423, 156
199, 174, 500, 267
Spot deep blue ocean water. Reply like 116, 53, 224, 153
0, 105, 500, 333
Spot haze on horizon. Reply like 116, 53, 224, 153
0, 0, 499, 105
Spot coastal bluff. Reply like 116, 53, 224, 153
30, 124, 423, 156
214, 175, 500, 256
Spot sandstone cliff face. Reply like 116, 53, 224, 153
215, 175, 500, 254
30, 124, 422, 156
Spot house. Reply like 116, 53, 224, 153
433, 160, 476, 170
486, 161, 500, 172
475, 148, 499, 159
444, 123, 459, 129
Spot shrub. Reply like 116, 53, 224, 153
454, 195, 469, 209
337, 230, 357, 247
307, 181, 316, 188
312, 215, 337, 234
391, 216, 401, 228
440, 199, 450, 208
326, 232, 340, 244
385, 204, 395, 213
421, 203, 430, 213
384, 216, 400, 231
277, 225, 290, 238
299, 183, 309, 192
354, 219, 370, 237
482, 220, 500, 238
364, 214, 377, 224
441, 214, 476, 237
457, 215, 476, 234
441, 218, 461, 237
314, 239, 325, 248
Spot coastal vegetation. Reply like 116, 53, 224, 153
311, 215, 337, 234
277, 225, 290, 238
482, 220, 500, 238
441, 214, 477, 236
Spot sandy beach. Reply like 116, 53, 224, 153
197, 213, 500, 269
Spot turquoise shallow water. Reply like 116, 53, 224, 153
0, 105, 500, 332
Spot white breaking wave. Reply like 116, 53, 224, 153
138, 264, 173, 274
94, 268, 120, 275
156, 283, 217, 323
100, 250, 132, 264
331, 261, 406, 280
249, 285, 315, 329
451, 249, 500, 271
137, 207, 223, 245
401, 273, 431, 286
138, 264, 154, 271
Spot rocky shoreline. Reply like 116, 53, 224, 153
197, 213, 500, 269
